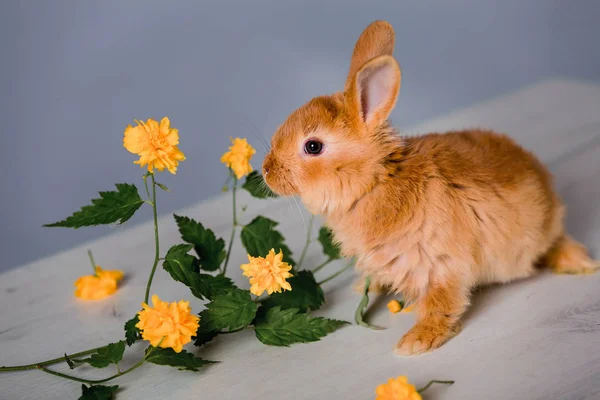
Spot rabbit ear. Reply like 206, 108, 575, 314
346, 55, 401, 132
344, 20, 395, 92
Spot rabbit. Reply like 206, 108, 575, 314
261, 20, 598, 355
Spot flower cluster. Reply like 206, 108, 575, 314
1, 117, 452, 400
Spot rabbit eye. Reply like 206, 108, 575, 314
304, 139, 324, 155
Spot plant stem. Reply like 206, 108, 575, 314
144, 173, 160, 304
417, 380, 455, 393
221, 172, 238, 276
221, 172, 232, 191
0, 347, 102, 372
142, 173, 152, 200
87, 250, 97, 274
36, 344, 161, 385
296, 215, 314, 270
38, 355, 146, 385
312, 258, 333, 274
317, 261, 353, 285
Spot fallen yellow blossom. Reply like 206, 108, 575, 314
376, 376, 422, 400
74, 266, 124, 300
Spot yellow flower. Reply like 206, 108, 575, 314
136, 294, 199, 353
123, 117, 185, 174
401, 304, 414, 313
74, 266, 124, 300
376, 376, 422, 400
220, 137, 256, 179
240, 249, 293, 296
387, 300, 403, 314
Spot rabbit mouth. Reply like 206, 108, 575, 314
262, 155, 300, 196
264, 174, 298, 197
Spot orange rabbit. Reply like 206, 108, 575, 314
262, 20, 598, 355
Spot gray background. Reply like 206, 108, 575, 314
1, 0, 599, 272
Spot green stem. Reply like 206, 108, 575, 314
37, 343, 161, 385
0, 347, 102, 372
417, 380, 455, 393
142, 173, 152, 200
312, 258, 333, 274
317, 261, 353, 285
221, 172, 238, 276
144, 173, 160, 304
221, 172, 232, 191
296, 215, 314, 270
38, 355, 146, 385
87, 250, 97, 274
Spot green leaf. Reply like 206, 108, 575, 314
155, 182, 171, 192
124, 315, 141, 346
201, 274, 237, 299
242, 171, 278, 199
45, 183, 144, 228
260, 270, 324, 312
193, 326, 220, 347
241, 216, 294, 264
163, 244, 198, 272
318, 226, 341, 260
199, 289, 257, 332
146, 347, 217, 371
77, 341, 126, 369
79, 384, 119, 400
354, 276, 385, 330
254, 307, 348, 346
174, 215, 226, 271
162, 245, 235, 300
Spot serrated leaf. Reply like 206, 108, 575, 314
201, 274, 237, 299
79, 384, 119, 400
163, 243, 198, 272
162, 245, 235, 300
199, 289, 257, 332
355, 276, 385, 330
146, 347, 217, 371
242, 171, 278, 199
241, 216, 294, 265
193, 326, 220, 347
254, 306, 348, 346
318, 226, 341, 260
260, 270, 324, 312
124, 315, 141, 346
77, 341, 126, 369
45, 183, 144, 228
174, 215, 226, 271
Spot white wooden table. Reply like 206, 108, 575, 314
1, 79, 600, 400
